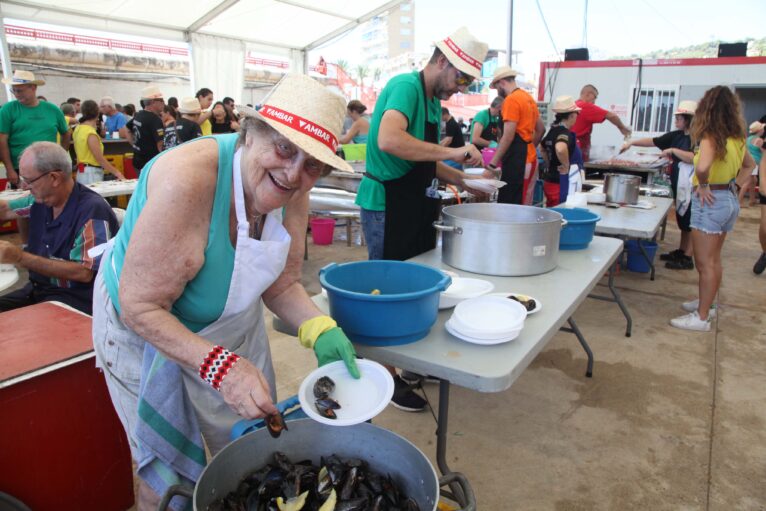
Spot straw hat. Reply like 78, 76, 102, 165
674, 100, 697, 116
434, 27, 488, 79
2, 70, 45, 86
489, 66, 521, 88
749, 121, 765, 134
237, 74, 352, 173
177, 97, 202, 114
141, 85, 164, 100
551, 95, 582, 114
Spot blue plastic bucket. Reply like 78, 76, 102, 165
550, 207, 601, 250
625, 240, 658, 273
319, 261, 451, 346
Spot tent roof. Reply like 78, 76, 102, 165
0, 0, 404, 54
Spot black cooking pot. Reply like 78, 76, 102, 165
159, 419, 475, 510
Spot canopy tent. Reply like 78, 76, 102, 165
0, 0, 405, 100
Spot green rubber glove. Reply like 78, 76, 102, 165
313, 327, 360, 379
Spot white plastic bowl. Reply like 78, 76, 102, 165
438, 277, 494, 309
453, 295, 527, 336
298, 360, 394, 427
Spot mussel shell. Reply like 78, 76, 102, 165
313, 376, 336, 399
265, 412, 288, 438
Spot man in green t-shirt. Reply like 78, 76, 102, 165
0, 70, 70, 187
470, 96, 504, 149
355, 27, 487, 413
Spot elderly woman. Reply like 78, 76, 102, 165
92, 74, 359, 508
670, 86, 756, 331
338, 99, 369, 144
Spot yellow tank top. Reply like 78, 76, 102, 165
73, 124, 102, 166
200, 118, 212, 136
692, 137, 745, 185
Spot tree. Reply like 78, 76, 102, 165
356, 65, 369, 86
373, 67, 382, 83
336, 59, 349, 73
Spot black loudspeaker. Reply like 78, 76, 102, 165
718, 43, 747, 58
564, 48, 590, 61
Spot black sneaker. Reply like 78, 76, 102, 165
400, 370, 441, 385
660, 249, 684, 261
754, 253, 766, 275
666, 256, 694, 270
391, 376, 427, 412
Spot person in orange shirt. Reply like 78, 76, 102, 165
485, 66, 544, 204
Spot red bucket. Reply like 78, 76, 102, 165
310, 218, 335, 245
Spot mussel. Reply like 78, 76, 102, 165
313, 376, 336, 399
508, 294, 536, 311
265, 411, 288, 438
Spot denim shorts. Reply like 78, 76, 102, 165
360, 208, 385, 260
690, 188, 739, 234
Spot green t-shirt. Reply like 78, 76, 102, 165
470, 108, 500, 141
0, 100, 68, 169
355, 71, 442, 211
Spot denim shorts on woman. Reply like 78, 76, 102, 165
690, 188, 740, 234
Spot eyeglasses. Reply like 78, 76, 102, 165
19, 170, 60, 186
451, 66, 475, 87
10, 87, 30, 95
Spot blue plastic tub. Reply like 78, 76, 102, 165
551, 207, 601, 250
319, 261, 451, 346
625, 240, 659, 273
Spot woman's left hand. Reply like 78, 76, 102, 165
661, 148, 674, 158
695, 185, 715, 207
313, 327, 360, 378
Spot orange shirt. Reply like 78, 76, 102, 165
501, 88, 539, 163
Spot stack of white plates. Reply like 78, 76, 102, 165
438, 277, 494, 309
445, 295, 527, 345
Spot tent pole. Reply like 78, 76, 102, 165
507, 0, 513, 66
0, 15, 14, 101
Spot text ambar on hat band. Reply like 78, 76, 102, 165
260, 104, 339, 153
444, 37, 482, 73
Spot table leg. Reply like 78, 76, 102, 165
589, 261, 633, 337
637, 240, 656, 281
436, 379, 467, 506
660, 215, 667, 241
559, 317, 594, 377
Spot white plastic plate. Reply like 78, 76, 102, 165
439, 277, 494, 309
445, 318, 520, 345
298, 359, 394, 426
488, 292, 542, 315
453, 295, 527, 335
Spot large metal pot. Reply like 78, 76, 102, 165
434, 203, 564, 276
160, 419, 475, 510
604, 173, 641, 205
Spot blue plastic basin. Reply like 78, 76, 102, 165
319, 261, 451, 346
550, 207, 601, 250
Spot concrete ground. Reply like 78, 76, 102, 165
3, 206, 764, 510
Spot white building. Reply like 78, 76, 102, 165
538, 56, 766, 152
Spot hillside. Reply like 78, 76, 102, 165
613, 37, 766, 60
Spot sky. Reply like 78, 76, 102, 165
314, 0, 766, 82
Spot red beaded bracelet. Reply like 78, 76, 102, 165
199, 345, 241, 391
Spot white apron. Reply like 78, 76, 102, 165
567, 163, 583, 197
676, 162, 695, 217
180, 148, 292, 453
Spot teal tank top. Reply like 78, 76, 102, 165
103, 134, 238, 332
352, 133, 368, 144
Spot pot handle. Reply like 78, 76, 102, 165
157, 484, 193, 511
432, 221, 463, 235
438, 471, 476, 511
561, 219, 568, 227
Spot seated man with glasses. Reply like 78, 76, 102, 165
0, 142, 119, 314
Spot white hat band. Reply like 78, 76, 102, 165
260, 104, 339, 153
443, 37, 482, 73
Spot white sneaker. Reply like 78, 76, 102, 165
670, 311, 712, 332
681, 299, 717, 318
